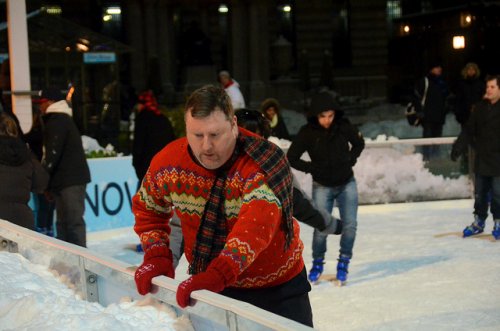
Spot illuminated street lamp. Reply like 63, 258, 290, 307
453, 35, 465, 49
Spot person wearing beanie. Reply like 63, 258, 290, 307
414, 62, 450, 159
259, 98, 290, 140
287, 91, 365, 284
38, 87, 90, 247
132, 90, 176, 187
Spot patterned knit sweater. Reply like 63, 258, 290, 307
133, 130, 304, 289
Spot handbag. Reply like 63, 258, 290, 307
405, 77, 428, 127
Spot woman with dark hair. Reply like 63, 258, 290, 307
259, 98, 290, 140
0, 112, 48, 230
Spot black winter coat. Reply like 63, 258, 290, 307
270, 115, 290, 140
454, 78, 485, 125
0, 136, 48, 229
43, 112, 90, 191
287, 115, 365, 187
416, 74, 449, 124
132, 110, 176, 182
452, 99, 500, 176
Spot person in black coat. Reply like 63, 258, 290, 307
24, 107, 56, 236
39, 88, 90, 247
287, 91, 365, 283
0, 112, 48, 230
260, 98, 290, 140
235, 108, 342, 234
451, 75, 500, 240
132, 90, 176, 186
454, 62, 485, 127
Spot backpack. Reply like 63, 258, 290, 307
405, 77, 428, 127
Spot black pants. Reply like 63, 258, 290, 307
422, 122, 443, 160
221, 268, 314, 327
35, 193, 55, 229
54, 184, 87, 247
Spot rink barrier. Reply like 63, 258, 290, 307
0, 220, 314, 331
364, 137, 456, 148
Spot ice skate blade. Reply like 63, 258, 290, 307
312, 274, 347, 286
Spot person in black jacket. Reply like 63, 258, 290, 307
454, 62, 485, 127
451, 75, 500, 240
260, 98, 290, 140
415, 63, 450, 160
24, 107, 56, 236
0, 112, 48, 230
132, 90, 176, 188
235, 108, 342, 234
287, 91, 365, 284
38, 88, 90, 247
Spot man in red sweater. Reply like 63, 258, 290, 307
132, 85, 313, 326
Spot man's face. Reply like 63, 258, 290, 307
186, 108, 238, 170
219, 75, 230, 86
318, 110, 335, 129
485, 79, 500, 104
430, 66, 442, 76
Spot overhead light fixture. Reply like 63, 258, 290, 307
76, 39, 90, 52
283, 5, 292, 12
76, 43, 89, 52
453, 36, 465, 49
103, 14, 112, 22
460, 12, 473, 27
45, 6, 62, 15
218, 4, 229, 13
106, 7, 121, 15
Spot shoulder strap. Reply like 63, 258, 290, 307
421, 77, 429, 106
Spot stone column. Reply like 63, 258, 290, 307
228, 0, 249, 91
123, 0, 146, 91
247, 0, 269, 107
157, 1, 176, 102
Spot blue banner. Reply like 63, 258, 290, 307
85, 156, 138, 232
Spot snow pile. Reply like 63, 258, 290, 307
354, 147, 470, 203
269, 133, 471, 204
0, 252, 193, 331
82, 135, 119, 158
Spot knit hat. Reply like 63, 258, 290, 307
428, 60, 442, 71
309, 91, 341, 116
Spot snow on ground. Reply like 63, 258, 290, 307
3, 199, 498, 331
92, 199, 500, 331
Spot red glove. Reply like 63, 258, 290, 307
176, 258, 237, 308
135, 246, 175, 295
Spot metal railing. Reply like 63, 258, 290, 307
0, 220, 315, 331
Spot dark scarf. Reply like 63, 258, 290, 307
189, 131, 294, 275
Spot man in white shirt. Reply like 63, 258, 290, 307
218, 70, 245, 110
